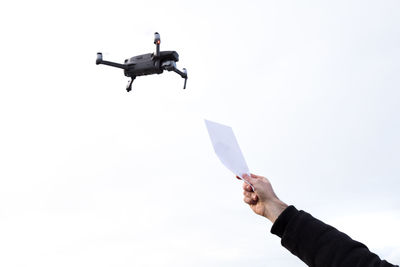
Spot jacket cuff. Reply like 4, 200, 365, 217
270, 205, 298, 238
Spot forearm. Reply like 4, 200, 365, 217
271, 206, 398, 267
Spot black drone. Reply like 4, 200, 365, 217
96, 32, 187, 92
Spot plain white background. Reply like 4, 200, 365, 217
0, 0, 399, 266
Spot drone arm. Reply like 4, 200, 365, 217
99, 60, 127, 69
96, 53, 127, 70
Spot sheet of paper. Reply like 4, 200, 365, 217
205, 119, 254, 190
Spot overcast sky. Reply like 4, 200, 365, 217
0, 1, 399, 266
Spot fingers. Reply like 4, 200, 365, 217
242, 182, 253, 192
243, 196, 258, 205
242, 174, 260, 206
242, 174, 256, 189
243, 196, 257, 205
243, 190, 258, 201
237, 175, 255, 192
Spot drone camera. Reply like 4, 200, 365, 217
161, 60, 176, 71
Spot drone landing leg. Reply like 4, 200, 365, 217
183, 76, 187, 89
126, 76, 136, 92
172, 68, 188, 89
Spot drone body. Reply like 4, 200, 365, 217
96, 32, 187, 92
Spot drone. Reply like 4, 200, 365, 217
96, 32, 187, 92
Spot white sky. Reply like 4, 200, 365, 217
0, 0, 399, 266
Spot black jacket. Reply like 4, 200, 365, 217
271, 206, 398, 267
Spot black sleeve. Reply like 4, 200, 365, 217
270, 206, 398, 267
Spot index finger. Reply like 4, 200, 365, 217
243, 182, 254, 192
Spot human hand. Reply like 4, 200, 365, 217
241, 174, 288, 223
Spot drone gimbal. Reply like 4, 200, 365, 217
96, 32, 187, 92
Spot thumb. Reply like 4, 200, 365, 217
243, 173, 258, 183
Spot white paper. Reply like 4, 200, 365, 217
205, 119, 253, 189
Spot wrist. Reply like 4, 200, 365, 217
263, 199, 288, 223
